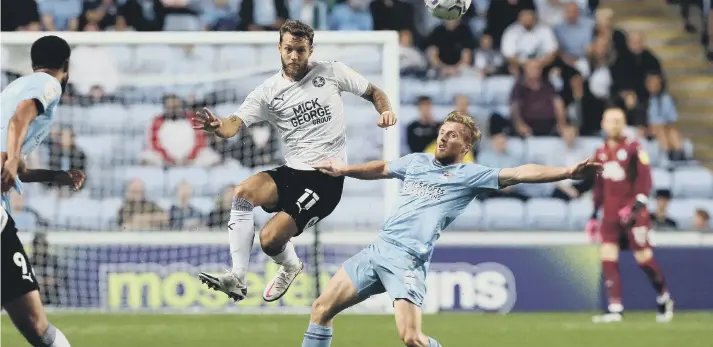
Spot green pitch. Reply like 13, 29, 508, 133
2, 312, 712, 346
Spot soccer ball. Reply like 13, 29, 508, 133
426, 0, 472, 20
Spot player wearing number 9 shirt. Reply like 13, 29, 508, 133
193, 20, 397, 304
587, 107, 674, 323
1, 35, 84, 347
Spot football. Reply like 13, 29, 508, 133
426, 0, 472, 20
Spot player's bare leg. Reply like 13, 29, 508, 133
260, 212, 304, 302
633, 247, 674, 322
198, 172, 278, 302
593, 242, 624, 323
4, 291, 71, 347
302, 267, 365, 347
394, 299, 443, 347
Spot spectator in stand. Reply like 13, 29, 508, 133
535, 0, 588, 26
78, 0, 119, 31
118, 178, 169, 230
169, 182, 204, 230
370, 0, 415, 34
645, 73, 686, 161
8, 191, 46, 231
548, 125, 594, 200
473, 34, 506, 77
328, 0, 373, 31
38, 0, 82, 31
1, 0, 41, 31
593, 8, 627, 56
207, 185, 236, 228
121, 0, 166, 31
496, 60, 567, 137
47, 128, 88, 191
454, 94, 471, 116
501, 10, 559, 76
239, 0, 288, 31
484, 0, 536, 49
650, 189, 677, 230
399, 30, 428, 76
290, 0, 328, 30
476, 133, 528, 200
706, 1, 713, 61
201, 0, 240, 31
30, 233, 65, 306
426, 19, 477, 78
554, 3, 595, 77
69, 33, 120, 98
141, 94, 221, 167
693, 208, 711, 231
406, 96, 440, 153
619, 31, 663, 102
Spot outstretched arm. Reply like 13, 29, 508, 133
314, 160, 390, 180
498, 159, 601, 188
215, 115, 244, 139
361, 83, 392, 115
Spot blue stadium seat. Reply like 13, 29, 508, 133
213, 104, 239, 119
100, 198, 123, 227
121, 166, 167, 197
190, 197, 215, 215
338, 45, 382, 74
568, 199, 594, 229
75, 135, 120, 165
126, 103, 162, 125
134, 45, 175, 73
164, 14, 201, 31
482, 198, 525, 230
507, 137, 526, 163
319, 196, 384, 230
666, 199, 703, 229
217, 46, 259, 70
525, 137, 562, 164
400, 78, 443, 104
56, 197, 103, 230
254, 208, 276, 228
343, 177, 382, 197
207, 162, 252, 194
107, 45, 134, 72
579, 136, 603, 155
482, 76, 516, 106
442, 77, 484, 105
652, 168, 672, 192
446, 200, 482, 231
672, 167, 713, 198
525, 198, 569, 230
398, 105, 419, 126
25, 196, 59, 223
166, 167, 210, 193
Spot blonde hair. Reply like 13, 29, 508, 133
443, 111, 481, 145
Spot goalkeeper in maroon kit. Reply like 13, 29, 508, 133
586, 107, 674, 323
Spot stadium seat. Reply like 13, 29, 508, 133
665, 199, 712, 229
400, 78, 443, 104
75, 135, 121, 165
568, 199, 594, 229
100, 198, 123, 227
206, 162, 252, 194
25, 196, 59, 223
482, 198, 525, 230
107, 45, 135, 72
336, 45, 382, 74
525, 137, 562, 164
446, 200, 482, 231
121, 166, 167, 197
343, 177, 382, 197
253, 208, 276, 228
579, 136, 603, 155
134, 45, 175, 73
482, 76, 516, 106
525, 198, 569, 230
442, 77, 484, 105
56, 197, 103, 230
398, 105, 419, 126
166, 167, 210, 194
164, 14, 202, 31
320, 196, 385, 230
652, 168, 672, 192
217, 46, 259, 70
641, 140, 662, 167
672, 167, 713, 198
190, 197, 215, 215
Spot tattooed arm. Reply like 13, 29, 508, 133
361, 83, 392, 115
215, 115, 244, 139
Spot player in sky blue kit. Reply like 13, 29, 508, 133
1, 35, 83, 347
305, 111, 601, 347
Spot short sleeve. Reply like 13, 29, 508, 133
540, 27, 559, 55
500, 26, 518, 58
386, 153, 419, 180
332, 61, 369, 96
466, 164, 501, 190
233, 87, 269, 127
23, 74, 61, 113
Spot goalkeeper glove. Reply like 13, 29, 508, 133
619, 194, 648, 228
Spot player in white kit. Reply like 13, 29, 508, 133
1, 35, 80, 347
193, 20, 397, 303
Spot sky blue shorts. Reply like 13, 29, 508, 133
343, 238, 428, 307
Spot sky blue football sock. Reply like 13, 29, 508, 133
302, 323, 332, 347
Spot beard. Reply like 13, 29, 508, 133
281, 59, 308, 80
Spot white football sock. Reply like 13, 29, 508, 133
270, 241, 301, 271
229, 198, 255, 281
49, 327, 71, 347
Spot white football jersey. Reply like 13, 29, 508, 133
233, 61, 370, 170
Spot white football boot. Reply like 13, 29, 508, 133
262, 261, 305, 302
592, 304, 624, 323
198, 271, 247, 302
656, 295, 674, 323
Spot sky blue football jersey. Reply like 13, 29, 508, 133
380, 153, 501, 261
0, 72, 62, 156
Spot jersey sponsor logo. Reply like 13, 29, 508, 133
289, 97, 332, 127
312, 76, 325, 88
401, 179, 445, 201
601, 161, 626, 181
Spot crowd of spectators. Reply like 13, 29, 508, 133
1, 0, 710, 232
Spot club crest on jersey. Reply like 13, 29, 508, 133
312, 76, 325, 88
440, 171, 453, 181
617, 149, 628, 161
